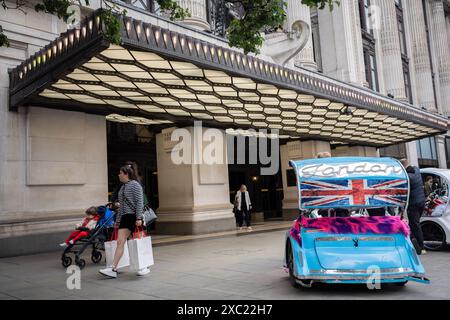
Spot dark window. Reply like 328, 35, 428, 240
445, 137, 450, 168
379, 143, 407, 159
417, 137, 439, 168
403, 62, 412, 103
358, 0, 373, 34
286, 168, 297, 187
395, 0, 412, 103
363, 48, 379, 92
310, 9, 323, 72
359, 0, 379, 92
397, 9, 407, 56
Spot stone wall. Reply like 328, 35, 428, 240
0, 5, 108, 256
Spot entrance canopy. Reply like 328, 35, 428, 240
9, 10, 448, 147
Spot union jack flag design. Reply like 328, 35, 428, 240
300, 178, 408, 208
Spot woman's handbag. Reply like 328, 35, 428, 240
142, 206, 157, 227
123, 195, 158, 226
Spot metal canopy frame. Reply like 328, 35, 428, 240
8, 9, 448, 147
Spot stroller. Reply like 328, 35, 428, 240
61, 204, 115, 269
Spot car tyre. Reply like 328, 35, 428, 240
395, 281, 408, 287
286, 241, 301, 288
421, 221, 446, 251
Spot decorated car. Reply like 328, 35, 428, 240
283, 157, 429, 288
420, 168, 450, 251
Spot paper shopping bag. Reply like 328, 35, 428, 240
105, 240, 130, 269
128, 236, 154, 271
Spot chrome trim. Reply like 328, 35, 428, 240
310, 268, 413, 274
357, 236, 395, 242
315, 237, 352, 242
315, 236, 395, 242
295, 272, 425, 281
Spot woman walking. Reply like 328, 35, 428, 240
99, 165, 145, 278
235, 185, 252, 232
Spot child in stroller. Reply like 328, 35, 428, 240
60, 206, 99, 247
61, 204, 115, 269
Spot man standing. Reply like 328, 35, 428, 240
400, 159, 426, 255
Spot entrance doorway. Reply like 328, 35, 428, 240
106, 122, 159, 209
228, 136, 283, 220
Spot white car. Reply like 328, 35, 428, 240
420, 168, 450, 250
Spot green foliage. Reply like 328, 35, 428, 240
1, 0, 339, 52
227, 0, 287, 55
227, 0, 339, 54
0, 30, 9, 47
156, 0, 190, 20
99, 8, 127, 45
34, 0, 126, 45
34, 0, 71, 20
301, 0, 339, 10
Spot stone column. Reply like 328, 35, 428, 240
176, 0, 210, 31
155, 126, 235, 235
317, 0, 366, 85
405, 0, 437, 111
376, 0, 407, 100
280, 140, 331, 220
436, 135, 448, 169
405, 141, 420, 167
331, 146, 379, 157
430, 0, 450, 116
286, 0, 317, 71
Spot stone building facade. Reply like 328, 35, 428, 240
1, 0, 449, 256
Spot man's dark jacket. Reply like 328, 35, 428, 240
406, 166, 425, 205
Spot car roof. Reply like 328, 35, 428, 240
421, 168, 450, 180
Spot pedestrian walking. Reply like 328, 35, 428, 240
99, 165, 147, 278
400, 159, 426, 255
111, 161, 148, 206
235, 185, 253, 232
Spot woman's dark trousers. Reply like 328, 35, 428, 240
237, 209, 251, 227
407, 203, 425, 252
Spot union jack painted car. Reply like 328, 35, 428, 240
283, 157, 429, 288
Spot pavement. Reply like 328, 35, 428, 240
0, 228, 449, 300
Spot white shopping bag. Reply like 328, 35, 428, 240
128, 234, 154, 271
105, 240, 130, 269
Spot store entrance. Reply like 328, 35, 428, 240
106, 122, 159, 209
228, 136, 283, 221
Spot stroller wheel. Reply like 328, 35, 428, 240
61, 256, 72, 268
75, 258, 86, 270
91, 251, 102, 264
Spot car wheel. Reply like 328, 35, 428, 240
286, 241, 300, 288
422, 221, 446, 251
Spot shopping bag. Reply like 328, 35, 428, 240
128, 229, 154, 271
104, 228, 130, 269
